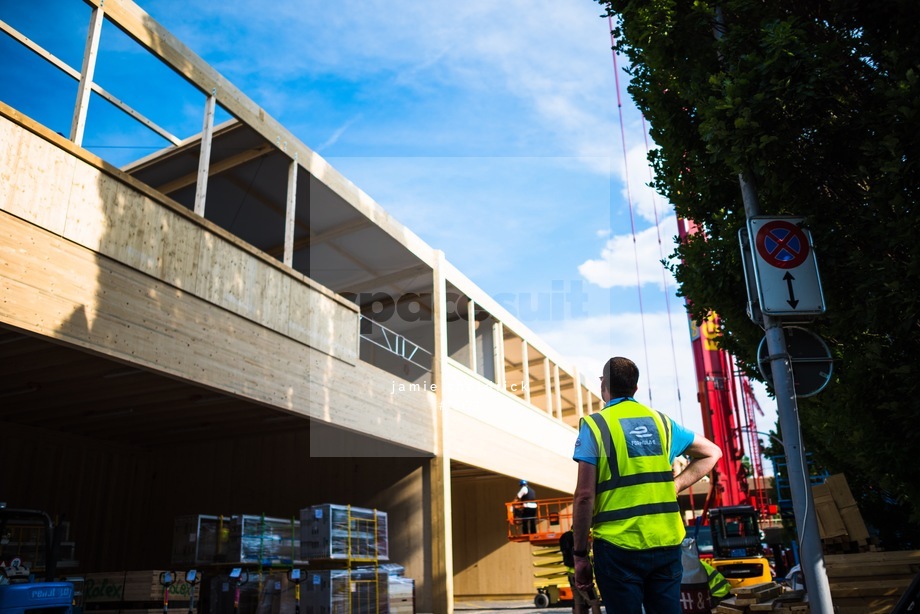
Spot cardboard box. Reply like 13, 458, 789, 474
824, 474, 858, 509
839, 505, 870, 542
812, 484, 847, 539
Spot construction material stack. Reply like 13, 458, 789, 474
809, 474, 871, 554
712, 582, 807, 613
805, 473, 920, 612
299, 504, 400, 614
82, 570, 196, 614
825, 550, 920, 613
172, 515, 301, 567
166, 506, 412, 614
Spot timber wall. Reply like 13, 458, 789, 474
0, 106, 437, 454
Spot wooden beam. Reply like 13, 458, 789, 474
307, 217, 371, 247
193, 92, 216, 216
0, 18, 80, 80
283, 155, 298, 267
156, 143, 273, 195
553, 364, 563, 420
430, 250, 454, 614
341, 263, 430, 295
84, 0, 435, 267
1, 17, 180, 146
493, 322, 505, 389
574, 368, 584, 421
70, 5, 104, 145
522, 340, 531, 404
468, 300, 477, 375
266, 219, 372, 260
90, 82, 182, 146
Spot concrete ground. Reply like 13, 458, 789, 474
454, 599, 606, 614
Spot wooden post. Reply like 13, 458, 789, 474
283, 155, 298, 267
574, 367, 584, 420
543, 357, 553, 415
522, 340, 531, 404
429, 250, 453, 614
493, 322, 505, 388
193, 92, 216, 216
467, 299, 477, 375
70, 5, 104, 145
553, 364, 563, 420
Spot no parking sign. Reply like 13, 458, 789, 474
748, 217, 825, 316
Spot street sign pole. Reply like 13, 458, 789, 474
738, 172, 833, 613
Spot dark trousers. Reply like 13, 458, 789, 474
592, 539, 682, 614
521, 506, 537, 534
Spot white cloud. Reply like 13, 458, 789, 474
145, 0, 625, 164
534, 310, 705, 434
316, 114, 364, 153
534, 311, 779, 469
579, 219, 680, 291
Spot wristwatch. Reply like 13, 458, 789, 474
573, 549, 589, 557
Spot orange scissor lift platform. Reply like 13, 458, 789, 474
505, 498, 576, 607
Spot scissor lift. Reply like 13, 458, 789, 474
505, 498, 576, 607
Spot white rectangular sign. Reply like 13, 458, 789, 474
748, 216, 825, 316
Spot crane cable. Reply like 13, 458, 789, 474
641, 116, 686, 425
608, 16, 653, 405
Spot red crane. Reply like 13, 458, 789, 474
678, 218, 764, 513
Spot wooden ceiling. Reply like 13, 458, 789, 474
0, 325, 307, 449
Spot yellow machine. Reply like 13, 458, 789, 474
706, 506, 773, 589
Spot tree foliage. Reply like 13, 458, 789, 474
597, 0, 920, 539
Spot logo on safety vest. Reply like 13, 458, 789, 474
620, 417, 663, 457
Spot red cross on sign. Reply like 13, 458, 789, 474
755, 220, 809, 269
747, 216, 825, 316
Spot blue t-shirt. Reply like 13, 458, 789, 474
572, 397, 695, 465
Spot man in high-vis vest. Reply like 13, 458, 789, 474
700, 559, 732, 605
572, 357, 722, 614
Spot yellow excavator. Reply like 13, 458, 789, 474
705, 505, 773, 589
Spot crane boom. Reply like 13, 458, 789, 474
679, 218, 754, 510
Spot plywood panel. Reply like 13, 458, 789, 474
0, 116, 73, 235
305, 353, 438, 454
451, 475, 570, 598
443, 364, 577, 493
65, 161, 203, 290
0, 112, 356, 363
0, 211, 434, 452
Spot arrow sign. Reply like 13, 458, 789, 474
784, 272, 799, 309
748, 216, 825, 316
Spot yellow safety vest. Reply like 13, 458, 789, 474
583, 399, 685, 549
701, 560, 731, 598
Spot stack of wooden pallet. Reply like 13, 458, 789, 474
826, 550, 920, 613
83, 570, 195, 614
811, 474, 872, 554
713, 582, 809, 613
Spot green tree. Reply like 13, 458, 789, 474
596, 0, 920, 542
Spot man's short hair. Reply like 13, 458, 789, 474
603, 357, 639, 397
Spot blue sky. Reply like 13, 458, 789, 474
0, 0, 778, 445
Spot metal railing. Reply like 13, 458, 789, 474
359, 315, 432, 372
